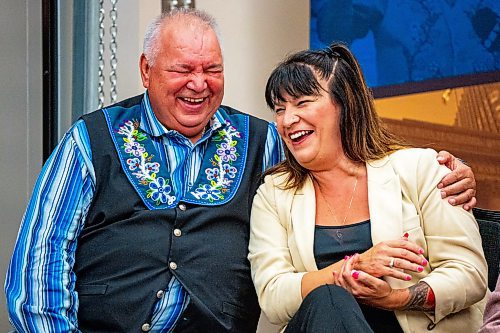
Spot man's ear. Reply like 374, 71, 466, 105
139, 53, 150, 88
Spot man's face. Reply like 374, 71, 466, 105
140, 20, 224, 142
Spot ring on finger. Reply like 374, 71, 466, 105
389, 257, 395, 268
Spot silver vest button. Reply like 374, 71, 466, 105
141, 323, 151, 332
169, 262, 178, 270
156, 290, 165, 299
173, 229, 182, 237
178, 203, 187, 211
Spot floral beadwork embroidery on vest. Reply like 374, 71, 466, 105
116, 119, 176, 206
190, 121, 242, 202
104, 103, 248, 209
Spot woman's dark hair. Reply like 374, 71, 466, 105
265, 42, 406, 189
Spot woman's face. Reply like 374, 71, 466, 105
274, 79, 343, 171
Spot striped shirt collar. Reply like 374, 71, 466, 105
140, 90, 226, 138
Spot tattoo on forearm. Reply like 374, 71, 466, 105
403, 282, 435, 312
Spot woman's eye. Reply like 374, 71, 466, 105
297, 100, 313, 106
274, 108, 285, 114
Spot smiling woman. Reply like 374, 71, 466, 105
273, 85, 343, 171
248, 42, 488, 333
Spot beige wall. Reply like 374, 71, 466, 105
0, 1, 43, 331
197, 0, 309, 122
111, 0, 309, 123
82, 1, 304, 115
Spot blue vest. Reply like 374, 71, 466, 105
75, 95, 267, 332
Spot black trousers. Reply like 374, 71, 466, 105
284, 285, 374, 333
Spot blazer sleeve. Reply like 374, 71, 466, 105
409, 149, 488, 323
248, 175, 306, 325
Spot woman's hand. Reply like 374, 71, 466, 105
354, 234, 427, 281
333, 254, 407, 310
334, 254, 436, 312
436, 150, 476, 210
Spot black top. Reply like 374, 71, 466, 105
314, 220, 403, 333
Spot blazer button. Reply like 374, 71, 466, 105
178, 203, 187, 211
173, 229, 182, 237
169, 262, 178, 270
156, 290, 165, 299
141, 323, 151, 332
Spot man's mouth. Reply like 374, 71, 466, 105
180, 97, 206, 104
289, 130, 313, 142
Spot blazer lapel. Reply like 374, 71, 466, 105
289, 159, 404, 271
291, 177, 319, 271
366, 157, 403, 245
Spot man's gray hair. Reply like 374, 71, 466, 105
143, 8, 222, 66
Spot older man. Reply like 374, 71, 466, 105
5, 8, 475, 333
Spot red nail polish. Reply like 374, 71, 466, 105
422, 259, 428, 266
403, 232, 409, 238
405, 275, 412, 281
417, 266, 424, 272
419, 249, 424, 254
344, 255, 349, 260
352, 271, 360, 279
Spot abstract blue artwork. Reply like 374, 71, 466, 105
311, 0, 500, 96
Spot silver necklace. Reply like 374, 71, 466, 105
316, 169, 359, 227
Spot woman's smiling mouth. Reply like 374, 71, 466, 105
289, 130, 314, 142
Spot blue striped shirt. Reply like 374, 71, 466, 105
4, 92, 284, 332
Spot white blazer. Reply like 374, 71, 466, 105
249, 148, 488, 333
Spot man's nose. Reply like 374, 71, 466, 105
186, 73, 208, 91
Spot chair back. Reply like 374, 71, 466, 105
474, 207, 500, 291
